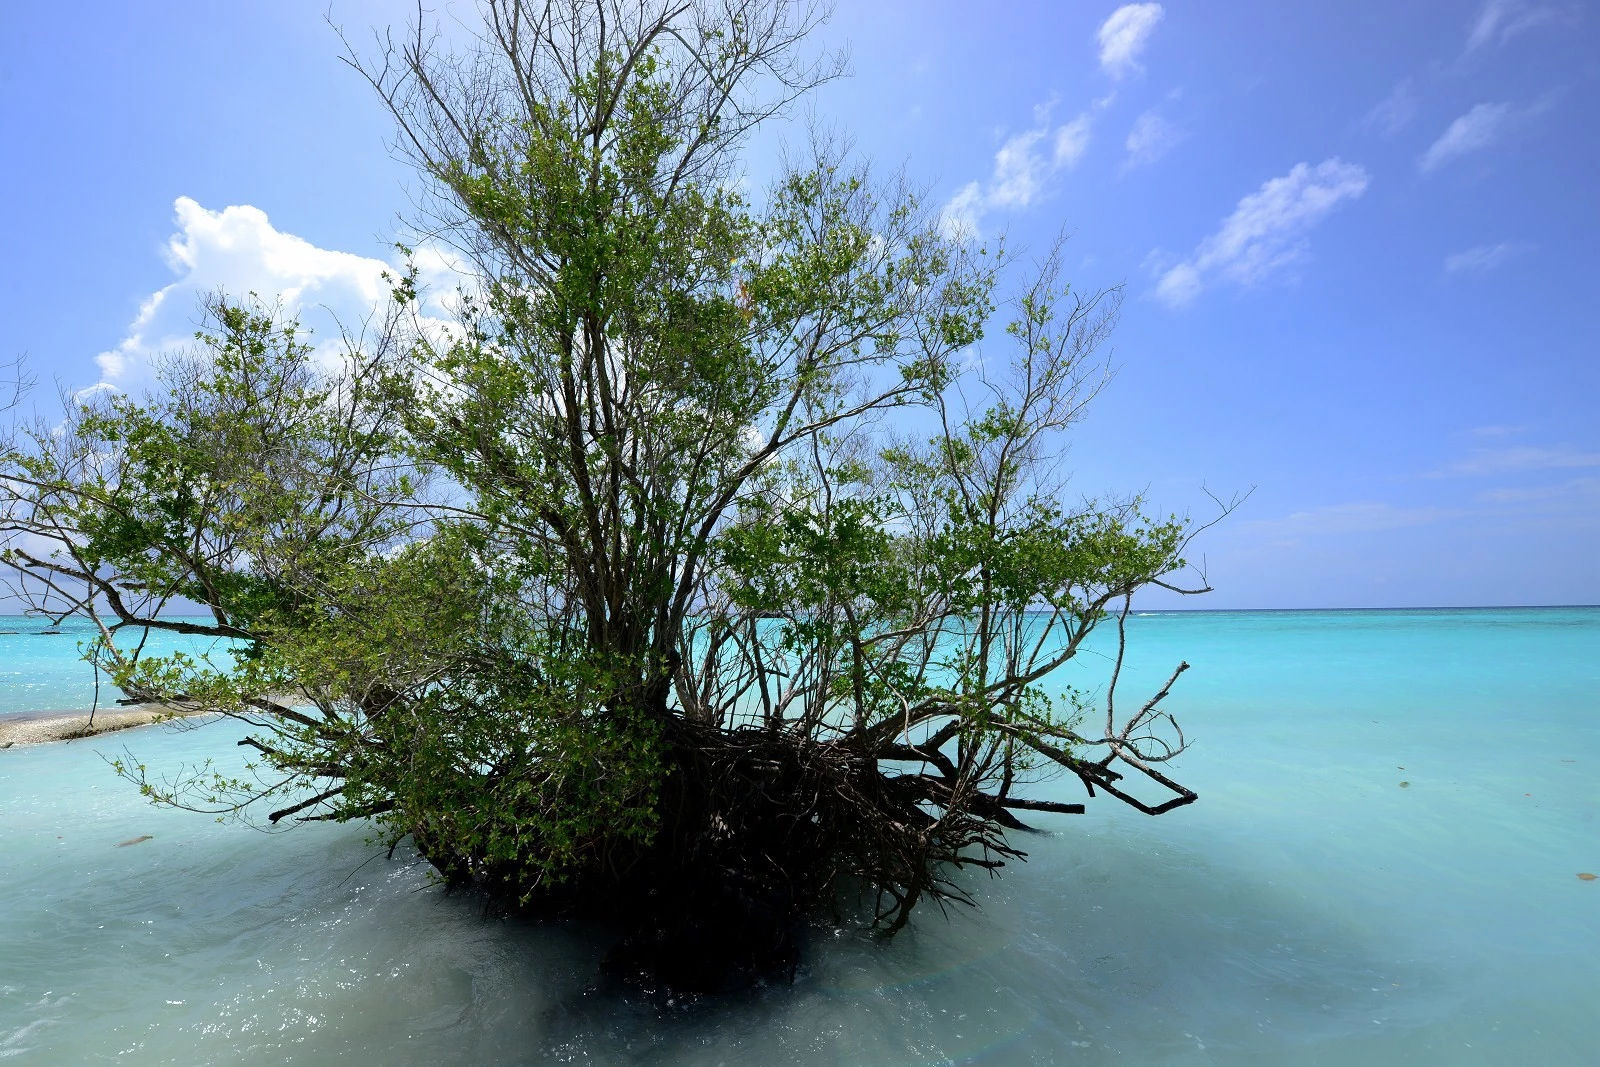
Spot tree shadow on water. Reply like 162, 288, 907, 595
520, 825, 1465, 1065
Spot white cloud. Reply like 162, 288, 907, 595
89, 197, 465, 393
1124, 110, 1182, 168
95, 289, 176, 382
939, 65, 1129, 233
940, 108, 1094, 237
1444, 241, 1531, 274
988, 128, 1052, 209
1054, 114, 1093, 168
70, 381, 119, 405
1477, 476, 1600, 505
1469, 424, 1526, 438
1241, 502, 1461, 540
1433, 445, 1600, 477
1466, 0, 1566, 52
1153, 159, 1369, 307
1240, 472, 1600, 548
1239, 477, 1600, 543
1153, 263, 1200, 306
1098, 4, 1165, 80
1466, 0, 1509, 49
1419, 102, 1513, 172
940, 182, 986, 240
1364, 80, 1417, 137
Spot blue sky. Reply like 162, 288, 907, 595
2, 1, 1596, 608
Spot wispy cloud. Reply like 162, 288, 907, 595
1244, 478, 1600, 543
1153, 159, 1369, 307
1444, 241, 1531, 274
940, 183, 987, 241
1124, 110, 1183, 169
940, 108, 1093, 237
1364, 80, 1418, 137
1418, 100, 1547, 173
1469, 424, 1526, 439
1420, 103, 1509, 172
1476, 476, 1600, 505
1240, 502, 1462, 541
1098, 4, 1164, 80
1466, 0, 1569, 52
987, 128, 1053, 209
1055, 113, 1093, 167
1433, 445, 1600, 477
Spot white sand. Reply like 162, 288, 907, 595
0, 705, 216, 748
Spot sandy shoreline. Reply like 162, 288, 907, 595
0, 705, 217, 748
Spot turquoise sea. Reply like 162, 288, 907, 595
0, 617, 240, 718
2, 607, 1597, 1063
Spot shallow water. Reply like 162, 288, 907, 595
2, 608, 1597, 1063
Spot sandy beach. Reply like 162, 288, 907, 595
0, 705, 215, 748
